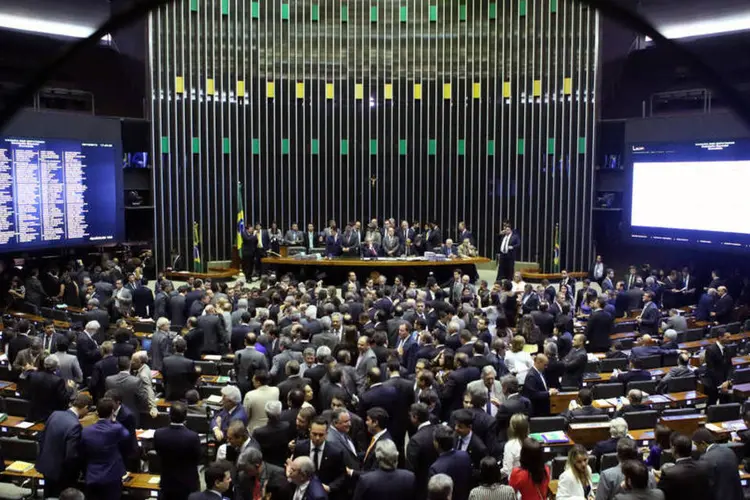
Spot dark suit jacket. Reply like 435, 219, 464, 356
586, 310, 614, 352
326, 234, 343, 257
611, 369, 652, 385
76, 332, 101, 379
196, 314, 225, 354
497, 232, 521, 258
640, 302, 661, 335
293, 440, 346, 496
279, 376, 312, 409
162, 354, 198, 401
168, 294, 187, 325
521, 368, 551, 417
132, 286, 154, 318
495, 394, 531, 442
253, 421, 292, 467
354, 468, 416, 500
520, 293, 540, 315
80, 419, 131, 485
302, 476, 328, 500
713, 294, 735, 324
461, 433, 488, 470
358, 384, 399, 424
562, 347, 588, 387
37, 409, 82, 481
657, 458, 713, 500
23, 370, 70, 422
90, 355, 119, 402
428, 450, 472, 500
85, 308, 110, 333
406, 424, 439, 500
440, 366, 481, 418
362, 430, 393, 472
383, 376, 415, 441
153, 423, 202, 496
593, 437, 619, 461
704, 343, 731, 387
562, 405, 606, 424
530, 310, 555, 338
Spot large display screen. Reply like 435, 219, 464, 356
628, 139, 750, 249
0, 136, 122, 251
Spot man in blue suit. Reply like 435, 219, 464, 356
354, 439, 415, 500
210, 385, 248, 443
287, 456, 328, 500
325, 228, 343, 257
439, 239, 457, 257
396, 323, 418, 371
187, 461, 232, 500
153, 401, 202, 500
104, 389, 138, 469
37, 393, 92, 498
428, 425, 472, 500
79, 398, 132, 500
358, 369, 399, 424
696, 289, 717, 321
521, 354, 557, 417
637, 291, 661, 336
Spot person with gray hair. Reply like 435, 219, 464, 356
84, 296, 110, 331
13, 336, 43, 372
428, 474, 454, 500
234, 446, 288, 498
25, 353, 72, 422
286, 456, 327, 499
210, 385, 248, 442
232, 298, 250, 327
593, 417, 629, 462
353, 439, 417, 499
151, 316, 175, 371
300, 347, 317, 375
269, 336, 303, 382
250, 400, 289, 467
467, 365, 504, 414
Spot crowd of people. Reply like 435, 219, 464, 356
0, 250, 748, 500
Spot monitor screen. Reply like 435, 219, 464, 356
0, 135, 123, 251
627, 139, 750, 250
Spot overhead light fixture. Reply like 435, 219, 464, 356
0, 13, 110, 41
646, 12, 750, 41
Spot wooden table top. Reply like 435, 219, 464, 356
705, 419, 747, 437
584, 367, 669, 384
732, 383, 750, 398
261, 256, 491, 267
679, 331, 750, 351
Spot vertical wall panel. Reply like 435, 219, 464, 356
150, 0, 598, 273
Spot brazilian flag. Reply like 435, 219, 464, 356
236, 183, 245, 259
193, 221, 203, 272
552, 223, 561, 273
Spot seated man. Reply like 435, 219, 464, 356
614, 389, 651, 418
656, 352, 694, 393
610, 358, 652, 385
593, 417, 628, 463
629, 334, 677, 361
660, 329, 680, 350
605, 341, 628, 360
561, 388, 606, 424
661, 310, 688, 333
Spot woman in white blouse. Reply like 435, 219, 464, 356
501, 413, 529, 478
504, 335, 534, 384
511, 271, 526, 295
557, 445, 594, 500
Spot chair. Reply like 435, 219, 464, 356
0, 364, 12, 381
639, 355, 662, 370
623, 410, 659, 430
734, 368, 750, 384
727, 322, 742, 334
199, 385, 224, 400
666, 376, 697, 393
627, 380, 657, 395
600, 452, 619, 472
726, 441, 745, 464
600, 358, 628, 373
706, 403, 741, 423
40, 307, 55, 319
19, 303, 39, 315
218, 363, 234, 376
0, 438, 38, 461
620, 338, 635, 350
52, 309, 69, 322
586, 360, 600, 374
662, 352, 678, 367
4, 397, 30, 417
662, 408, 697, 417
683, 328, 704, 342
140, 412, 171, 429
660, 450, 675, 468
569, 414, 610, 424
195, 360, 219, 376
675, 331, 686, 344
133, 322, 154, 333
592, 383, 625, 400
69, 312, 86, 325
186, 413, 211, 434
146, 450, 161, 473
709, 326, 727, 338
529, 416, 566, 434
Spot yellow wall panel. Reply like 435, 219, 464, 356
443, 83, 452, 99
296, 82, 305, 98
472, 82, 481, 99
266, 81, 276, 98
325, 83, 335, 99
502, 81, 511, 98
384, 84, 393, 99
533, 80, 542, 97
414, 83, 422, 100
237, 80, 245, 97
175, 76, 184, 93
355, 83, 364, 99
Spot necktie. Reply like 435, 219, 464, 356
486, 387, 493, 414
253, 478, 262, 500
313, 447, 320, 471
45, 335, 51, 352
257, 234, 263, 248
365, 436, 377, 461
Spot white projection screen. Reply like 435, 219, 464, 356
631, 160, 750, 235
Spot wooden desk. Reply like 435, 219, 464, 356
152, 372, 226, 385
6, 311, 70, 329
550, 392, 578, 415
202, 354, 235, 362
165, 269, 239, 281
567, 422, 611, 448
705, 419, 747, 439
734, 382, 750, 399
0, 416, 44, 433
584, 367, 669, 384
659, 414, 705, 436
679, 331, 750, 351
126, 472, 162, 490
691, 355, 750, 368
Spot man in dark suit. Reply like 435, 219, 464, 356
439, 353, 480, 419
428, 425, 472, 500
658, 433, 713, 500
80, 398, 132, 500
325, 228, 344, 257
37, 393, 92, 498
162, 337, 199, 401
530, 301, 555, 339
452, 409, 487, 471
406, 403, 439, 500
38, 321, 65, 354
24, 355, 72, 422
495, 375, 531, 442
425, 222, 443, 251
196, 305, 226, 355
638, 291, 661, 336
187, 461, 232, 500
593, 417, 629, 462
354, 439, 415, 500
562, 334, 589, 387
496, 220, 520, 281
703, 331, 733, 405
252, 401, 291, 467
611, 358, 653, 385
586, 297, 614, 352
520, 285, 540, 315
278, 361, 311, 408
614, 389, 652, 418
712, 286, 735, 325
167, 286, 188, 326
559, 270, 576, 299
293, 416, 347, 499
521, 354, 556, 417
104, 356, 149, 423
89, 341, 119, 402
692, 428, 744, 500
696, 288, 717, 322
287, 456, 328, 500
561, 388, 606, 424
77, 321, 102, 380
358, 368, 399, 424
383, 360, 415, 455
84, 298, 110, 333
361, 407, 393, 472
153, 401, 202, 500
326, 407, 361, 471
246, 224, 271, 278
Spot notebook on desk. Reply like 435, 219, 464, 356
530, 431, 569, 444
646, 395, 673, 404
6, 461, 34, 473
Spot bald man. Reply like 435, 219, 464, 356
711, 286, 735, 325
562, 334, 588, 387
521, 353, 557, 417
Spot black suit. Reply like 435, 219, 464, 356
639, 302, 660, 335
496, 231, 521, 281
132, 286, 154, 318
495, 394, 531, 442
562, 347, 588, 387
278, 376, 311, 410
521, 368, 551, 417
585, 309, 614, 352
354, 468, 416, 500
90, 355, 119, 402
406, 423, 439, 500
8, 334, 31, 369
76, 332, 101, 380
530, 310, 555, 339
161, 354, 198, 401
713, 294, 734, 324
168, 294, 187, 326
253, 421, 292, 467
362, 430, 393, 472
85, 308, 110, 333
703, 343, 732, 405
196, 314, 225, 354
293, 440, 347, 499
153, 423, 202, 500
36, 409, 83, 497
22, 370, 69, 422
359, 384, 399, 430
440, 366, 481, 419
657, 458, 713, 500
383, 376, 414, 453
